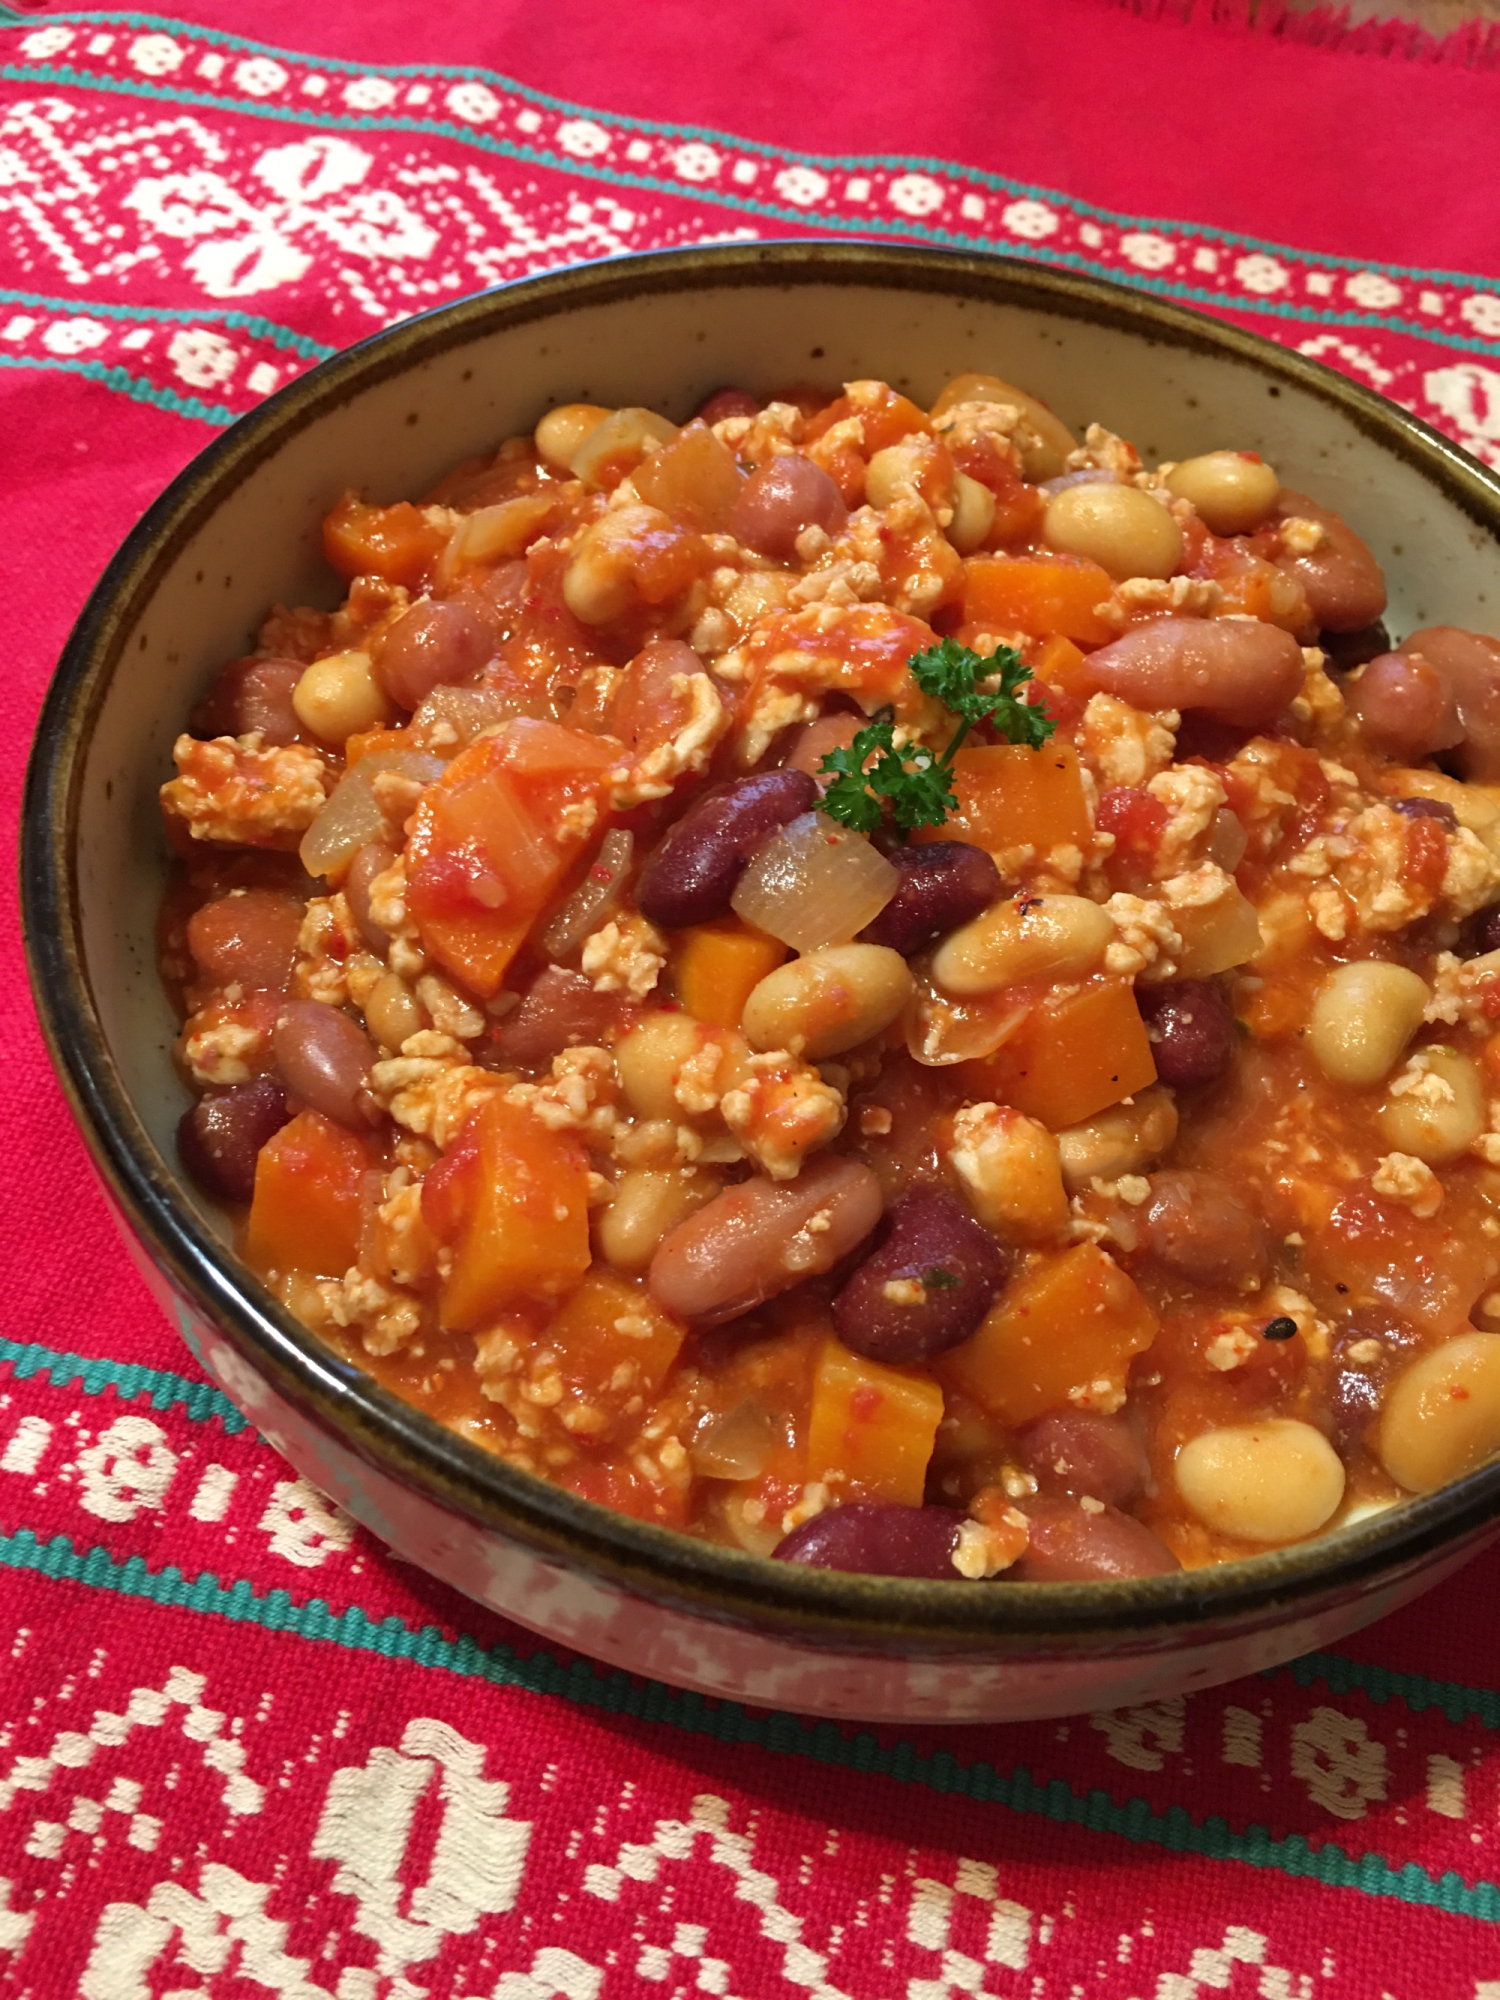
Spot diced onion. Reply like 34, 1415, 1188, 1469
905, 971, 1034, 1065
730, 813, 897, 953
299, 750, 444, 881
411, 684, 551, 748
1173, 885, 1262, 978
537, 828, 634, 960
689, 1399, 779, 1481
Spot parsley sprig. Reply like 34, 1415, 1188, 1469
817, 639, 1056, 836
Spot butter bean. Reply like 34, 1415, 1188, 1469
741, 945, 913, 1059
1308, 961, 1430, 1087
1378, 1332, 1500, 1492
1174, 1420, 1345, 1544
1375, 1046, 1484, 1164
595, 1166, 722, 1274
932, 893, 1112, 996
292, 650, 391, 744
1165, 451, 1280, 536
1043, 482, 1182, 581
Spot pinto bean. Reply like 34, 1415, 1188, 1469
1320, 619, 1391, 674
272, 1001, 380, 1129
1083, 617, 1304, 727
1136, 979, 1236, 1090
649, 1154, 882, 1324
493, 966, 625, 1069
773, 1503, 968, 1578
189, 656, 306, 745
696, 387, 762, 425
345, 841, 397, 953
1347, 651, 1462, 761
859, 842, 1001, 956
1273, 489, 1387, 633
177, 1077, 290, 1203
1019, 1410, 1149, 1506
728, 455, 848, 560
374, 598, 494, 710
186, 890, 302, 993
831, 1184, 1008, 1363
1145, 1170, 1270, 1288
636, 768, 817, 928
785, 712, 864, 781
1400, 626, 1500, 782
1010, 1501, 1180, 1580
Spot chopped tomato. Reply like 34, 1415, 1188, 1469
322, 492, 447, 589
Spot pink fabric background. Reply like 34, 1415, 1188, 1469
7, 3, 1500, 1992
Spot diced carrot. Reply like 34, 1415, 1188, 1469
439, 1097, 592, 1332
322, 493, 447, 589
1483, 1032, 1500, 1090
345, 726, 411, 767
674, 922, 788, 1030
1032, 634, 1090, 698
938, 1243, 1158, 1426
1240, 978, 1307, 1042
245, 1111, 373, 1276
806, 1335, 944, 1505
966, 979, 1157, 1129
804, 385, 931, 455
543, 1271, 687, 1441
963, 555, 1118, 644
914, 741, 1091, 858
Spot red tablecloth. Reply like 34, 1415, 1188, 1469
8, 3, 1500, 1992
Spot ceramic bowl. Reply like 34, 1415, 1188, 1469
24, 241, 1500, 1724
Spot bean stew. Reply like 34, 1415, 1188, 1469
158, 372, 1500, 1581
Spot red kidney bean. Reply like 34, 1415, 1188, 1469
492, 966, 625, 1068
1018, 1411, 1149, 1507
650, 1154, 883, 1324
1135, 979, 1236, 1090
1469, 904, 1500, 956
1010, 1501, 1180, 1580
1347, 651, 1462, 761
773, 1503, 968, 1579
636, 768, 817, 928
1326, 1305, 1416, 1447
374, 598, 495, 710
177, 1077, 289, 1203
189, 655, 306, 745
187, 890, 303, 993
1273, 490, 1387, 634
273, 1001, 380, 1128
728, 455, 847, 560
1083, 618, 1304, 727
1319, 619, 1390, 673
1401, 626, 1500, 782
696, 387, 762, 425
1144, 1170, 1270, 1288
1392, 796, 1458, 829
859, 842, 1000, 956
345, 841, 397, 953
831, 1183, 1007, 1363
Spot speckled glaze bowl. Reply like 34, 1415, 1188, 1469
24, 241, 1500, 1724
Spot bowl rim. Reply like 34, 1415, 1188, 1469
22, 236, 1500, 1654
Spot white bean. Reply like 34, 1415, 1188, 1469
932, 893, 1112, 996
595, 1166, 722, 1273
1165, 451, 1280, 536
292, 651, 391, 744
562, 504, 677, 625
946, 471, 996, 554
1043, 483, 1182, 581
535, 402, 611, 471
1174, 1420, 1345, 1544
615, 1011, 709, 1121
1378, 1332, 1500, 1493
1308, 961, 1430, 1087
741, 945, 913, 1060
364, 971, 424, 1051
1056, 1087, 1179, 1194
1376, 1046, 1485, 1164
570, 406, 678, 487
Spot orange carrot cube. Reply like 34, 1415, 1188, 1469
807, 1336, 944, 1506
674, 923, 789, 1030
968, 979, 1157, 1129
440, 1097, 592, 1332
246, 1111, 372, 1277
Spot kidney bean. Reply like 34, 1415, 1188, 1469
189, 656, 305, 745
728, 455, 848, 560
345, 841, 396, 953
1327, 1367, 1382, 1449
1010, 1501, 1180, 1580
773, 1503, 968, 1579
858, 842, 1001, 957
831, 1183, 1007, 1363
1144, 1170, 1270, 1288
636, 768, 817, 928
1018, 1410, 1149, 1507
649, 1154, 882, 1324
1083, 618, 1304, 727
374, 597, 494, 710
177, 1077, 289, 1203
1469, 904, 1500, 956
1320, 619, 1390, 673
493, 966, 625, 1069
695, 387, 762, 425
1135, 979, 1236, 1090
186, 890, 303, 993
1347, 651, 1462, 761
1392, 796, 1458, 829
273, 1001, 380, 1128
1273, 490, 1387, 634
1401, 626, 1500, 782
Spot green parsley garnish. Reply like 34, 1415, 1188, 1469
923, 1266, 961, 1291
816, 640, 1056, 836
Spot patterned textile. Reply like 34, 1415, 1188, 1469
7, 4, 1500, 1993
